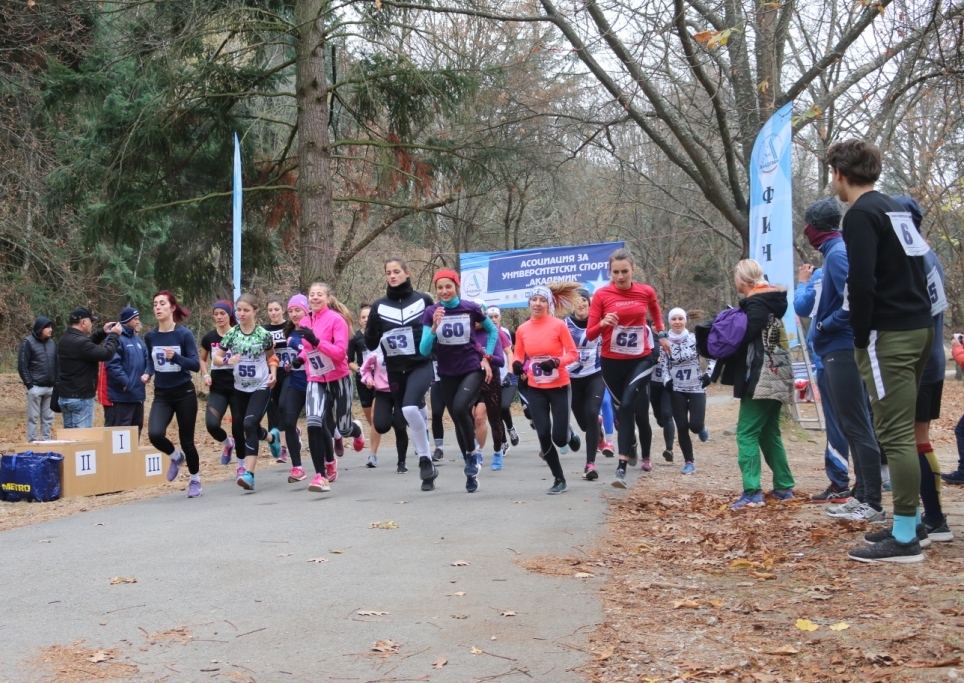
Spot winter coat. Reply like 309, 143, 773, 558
57, 326, 122, 399
105, 324, 150, 403
18, 317, 57, 388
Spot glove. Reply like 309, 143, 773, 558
538, 358, 558, 373
291, 356, 305, 370
701, 373, 711, 388
512, 361, 524, 376
665, 379, 673, 392
300, 328, 319, 346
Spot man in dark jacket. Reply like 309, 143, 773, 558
57, 307, 123, 428
18, 316, 57, 441
105, 307, 149, 435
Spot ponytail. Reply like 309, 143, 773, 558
547, 281, 582, 313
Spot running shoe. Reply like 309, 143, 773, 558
236, 466, 246, 477
237, 472, 255, 491
770, 488, 794, 501
352, 420, 365, 452
325, 459, 338, 483
491, 452, 503, 470
584, 463, 598, 481
466, 475, 479, 493
924, 520, 954, 542
640, 459, 652, 472
166, 450, 185, 482
537, 450, 545, 460
569, 431, 581, 452
627, 441, 638, 467
559, 444, 569, 455
865, 524, 931, 548
842, 503, 887, 524
288, 467, 307, 483
419, 456, 438, 491
334, 437, 345, 458
278, 445, 289, 464
881, 479, 892, 492
432, 447, 444, 462
501, 440, 510, 457
611, 469, 627, 489
662, 449, 674, 462
463, 453, 480, 478
731, 491, 764, 509
848, 536, 923, 564
681, 462, 695, 475
220, 438, 235, 466
698, 428, 709, 443
397, 461, 408, 473
187, 480, 202, 498
600, 440, 615, 457
268, 429, 282, 459
366, 454, 377, 468
508, 427, 520, 446
940, 469, 964, 485
810, 486, 852, 504
308, 473, 330, 493
547, 478, 567, 495
826, 497, 862, 518
476, 451, 484, 468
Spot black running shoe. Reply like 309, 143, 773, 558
508, 427, 520, 447
569, 431, 581, 452
419, 457, 437, 491
662, 449, 673, 462
397, 461, 408, 474
627, 441, 638, 468
547, 478, 567, 495
811, 485, 852, 504
432, 447, 444, 462
940, 469, 964, 485
864, 523, 930, 548
849, 536, 923, 564
924, 520, 954, 542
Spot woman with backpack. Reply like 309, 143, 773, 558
712, 259, 795, 508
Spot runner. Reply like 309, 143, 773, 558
144, 291, 203, 498
199, 300, 245, 471
565, 289, 605, 481
599, 389, 615, 456
512, 283, 579, 494
419, 272, 497, 493
280, 295, 309, 484
360, 347, 410, 471
470, 301, 511, 471
649, 332, 676, 464
586, 248, 669, 488
293, 282, 363, 491
429, 371, 446, 462
364, 257, 438, 491
488, 307, 521, 448
348, 304, 377, 466
212, 293, 282, 492
664, 307, 711, 474
263, 296, 290, 463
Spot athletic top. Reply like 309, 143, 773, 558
144, 325, 200, 390
665, 331, 705, 394
286, 329, 308, 392
364, 279, 434, 373
263, 322, 294, 369
514, 315, 578, 389
298, 307, 351, 383
565, 316, 601, 379
201, 329, 235, 395
586, 283, 664, 359
470, 324, 505, 370
347, 329, 369, 369
420, 298, 498, 377
219, 325, 274, 393
652, 347, 670, 386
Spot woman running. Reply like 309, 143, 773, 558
599, 389, 615, 456
586, 248, 669, 489
348, 304, 377, 466
420, 272, 497, 493
565, 289, 605, 481
429, 370, 446, 462
664, 307, 711, 474
144, 291, 203, 498
360, 347, 410, 471
365, 257, 438, 491
649, 336, 676, 466
512, 283, 579, 493
470, 302, 511, 470
488, 307, 521, 448
293, 282, 362, 492
213, 294, 282, 491
280, 294, 309, 484
263, 296, 290, 463
200, 300, 246, 471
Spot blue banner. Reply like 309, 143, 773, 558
232, 134, 242, 304
749, 102, 797, 347
459, 241, 624, 308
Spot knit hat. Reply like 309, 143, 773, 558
432, 269, 460, 288
119, 307, 140, 324
891, 194, 923, 230
668, 307, 687, 322
804, 197, 842, 232
287, 294, 309, 316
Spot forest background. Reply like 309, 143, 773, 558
1, 0, 962, 357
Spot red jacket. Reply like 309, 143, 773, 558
97, 363, 113, 407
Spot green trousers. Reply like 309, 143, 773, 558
855, 328, 933, 517
736, 398, 795, 494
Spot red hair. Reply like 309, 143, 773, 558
154, 290, 191, 323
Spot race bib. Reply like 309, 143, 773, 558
530, 356, 559, 385
610, 325, 645, 356
652, 363, 664, 383
809, 280, 822, 319
305, 350, 336, 379
382, 326, 415, 356
235, 355, 268, 390
672, 363, 701, 392
887, 212, 930, 257
275, 348, 296, 366
437, 314, 472, 346
927, 265, 947, 316
578, 349, 594, 364
209, 343, 231, 372
153, 346, 181, 372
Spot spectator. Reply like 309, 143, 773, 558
56, 307, 123, 428
105, 307, 149, 436
17, 316, 57, 442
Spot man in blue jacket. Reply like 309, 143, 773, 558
105, 307, 149, 436
805, 197, 884, 524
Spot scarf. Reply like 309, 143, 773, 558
804, 224, 839, 250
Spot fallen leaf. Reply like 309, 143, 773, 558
109, 577, 137, 585
452, 614, 468, 619
451, 560, 470, 566
766, 645, 799, 655
595, 645, 615, 661
330, 549, 344, 554
277, 552, 293, 557
370, 521, 399, 529
448, 591, 467, 597
673, 599, 701, 609
829, 622, 850, 631
372, 639, 400, 653
728, 558, 755, 569
795, 618, 819, 631
500, 610, 517, 617
470, 646, 483, 654
87, 650, 112, 663
433, 657, 447, 669
307, 557, 329, 564
709, 599, 724, 608
574, 572, 594, 578
357, 611, 389, 616
751, 570, 776, 580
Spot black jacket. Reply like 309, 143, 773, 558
364, 279, 434, 373
17, 317, 57, 388
57, 326, 122, 399
712, 287, 788, 400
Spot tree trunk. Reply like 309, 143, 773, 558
295, 0, 336, 289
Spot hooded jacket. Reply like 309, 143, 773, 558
57, 326, 122, 399
712, 287, 788, 400
18, 317, 57, 389
811, 235, 855, 357
105, 323, 150, 403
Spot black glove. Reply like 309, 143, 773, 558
512, 360, 524, 376
291, 356, 305, 370
299, 328, 319, 346
538, 358, 558, 373
665, 379, 673, 392
700, 373, 711, 388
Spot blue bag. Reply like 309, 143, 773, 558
0, 451, 64, 502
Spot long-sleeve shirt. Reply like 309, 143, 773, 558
586, 283, 663, 358
514, 315, 578, 389
144, 325, 200, 390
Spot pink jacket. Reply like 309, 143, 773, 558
360, 349, 390, 392
298, 307, 350, 382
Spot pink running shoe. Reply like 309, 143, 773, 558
288, 466, 306, 483
352, 420, 366, 452
308, 473, 330, 492
326, 459, 338, 482
600, 440, 615, 458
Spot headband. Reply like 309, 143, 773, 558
530, 285, 555, 315
432, 269, 460, 288
213, 301, 234, 317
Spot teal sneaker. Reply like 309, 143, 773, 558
491, 452, 503, 470
237, 472, 255, 491
268, 428, 282, 459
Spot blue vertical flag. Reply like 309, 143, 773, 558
749, 102, 796, 347
232, 134, 242, 304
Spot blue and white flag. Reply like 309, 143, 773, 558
749, 102, 796, 346
232, 133, 242, 304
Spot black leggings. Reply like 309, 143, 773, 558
206, 389, 245, 449
279, 381, 306, 468
149, 382, 200, 475
439, 371, 485, 455
500, 384, 516, 430
601, 357, 653, 460
266, 368, 288, 431
373, 390, 409, 462
650, 382, 676, 452
430, 381, 445, 442
388, 362, 433, 459
478, 375, 504, 451
570, 373, 604, 463
230, 388, 271, 457
671, 391, 706, 462
527, 385, 571, 481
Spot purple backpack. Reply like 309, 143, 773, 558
707, 307, 748, 359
